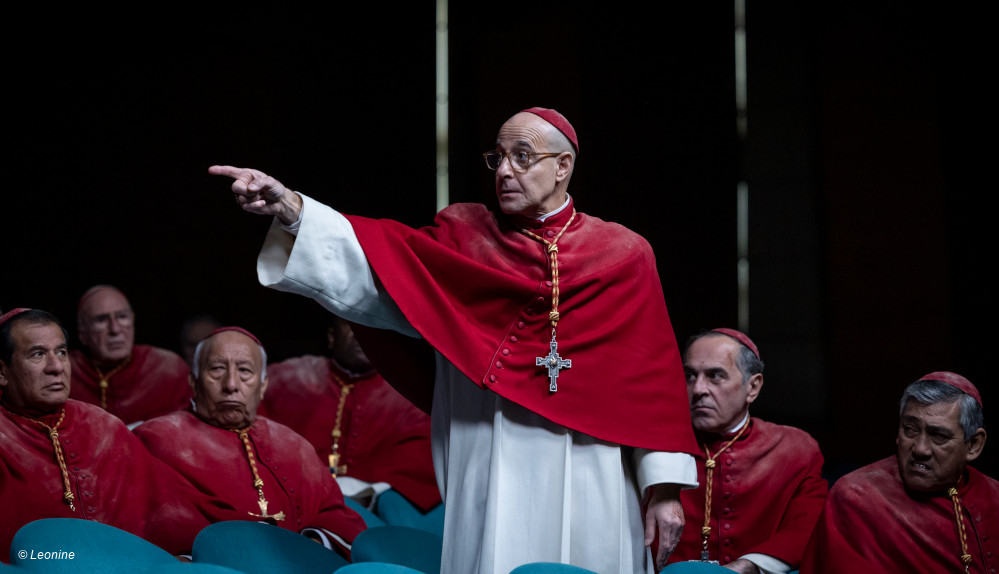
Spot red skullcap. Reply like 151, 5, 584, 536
918, 371, 982, 409
0, 308, 32, 327
205, 326, 262, 346
711, 328, 760, 359
521, 107, 579, 153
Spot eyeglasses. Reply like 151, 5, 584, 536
483, 150, 563, 171
85, 310, 134, 332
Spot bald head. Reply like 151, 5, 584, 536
504, 112, 576, 157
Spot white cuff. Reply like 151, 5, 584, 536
633, 449, 698, 493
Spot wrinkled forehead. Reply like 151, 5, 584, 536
901, 399, 963, 427
201, 331, 262, 365
686, 334, 742, 365
496, 113, 554, 150
13, 320, 67, 350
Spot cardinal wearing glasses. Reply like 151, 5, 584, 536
210, 107, 699, 574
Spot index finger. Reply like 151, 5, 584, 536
209, 164, 265, 195
208, 164, 251, 180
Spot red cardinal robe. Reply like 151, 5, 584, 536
259, 355, 440, 511
69, 344, 191, 424
800, 456, 999, 574
667, 418, 828, 568
133, 410, 367, 548
0, 400, 210, 560
344, 199, 697, 453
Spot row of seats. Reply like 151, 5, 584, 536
6, 518, 429, 573
6, 516, 788, 574
345, 491, 445, 537
347, 495, 789, 574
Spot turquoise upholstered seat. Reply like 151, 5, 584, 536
155, 563, 249, 573
192, 520, 349, 574
336, 563, 426, 574
349, 525, 443, 574
345, 497, 387, 528
372, 490, 444, 537
508, 563, 600, 574
9, 518, 179, 573
659, 561, 734, 573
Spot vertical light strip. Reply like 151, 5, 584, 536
734, 0, 748, 141
435, 0, 450, 212
737, 182, 750, 329
735, 0, 749, 332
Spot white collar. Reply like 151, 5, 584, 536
726, 412, 750, 434
536, 195, 572, 222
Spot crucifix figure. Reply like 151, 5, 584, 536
249, 495, 286, 522
537, 336, 571, 392
329, 453, 348, 477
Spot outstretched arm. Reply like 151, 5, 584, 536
208, 165, 303, 226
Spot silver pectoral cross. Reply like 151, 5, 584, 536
536, 332, 571, 392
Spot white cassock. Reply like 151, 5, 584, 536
257, 194, 698, 574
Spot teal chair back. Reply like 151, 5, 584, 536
509, 563, 599, 574
659, 562, 734, 573
192, 520, 349, 574
350, 525, 442, 574
373, 490, 444, 537
345, 496, 386, 528
9, 518, 180, 573
156, 563, 249, 573
336, 564, 426, 573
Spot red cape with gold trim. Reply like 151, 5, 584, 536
260, 356, 440, 511
345, 199, 697, 453
69, 344, 191, 424
0, 400, 211, 559
800, 456, 999, 573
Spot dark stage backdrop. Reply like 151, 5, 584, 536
3, 4, 993, 477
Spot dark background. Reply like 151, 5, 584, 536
3, 4, 994, 478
